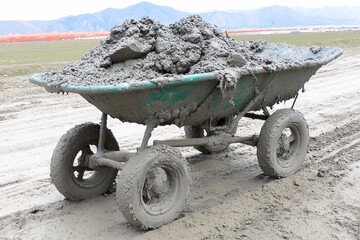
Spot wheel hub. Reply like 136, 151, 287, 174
144, 168, 170, 199
276, 133, 293, 167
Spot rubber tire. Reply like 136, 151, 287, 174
116, 145, 191, 229
51, 123, 119, 201
184, 125, 229, 154
257, 109, 309, 177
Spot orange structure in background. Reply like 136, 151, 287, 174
0, 30, 275, 43
1, 26, 356, 42
0, 32, 110, 43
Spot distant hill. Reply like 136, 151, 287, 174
203, 6, 360, 29
1, 2, 360, 35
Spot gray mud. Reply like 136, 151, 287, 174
43, 15, 341, 89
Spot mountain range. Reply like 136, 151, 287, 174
1, 2, 360, 35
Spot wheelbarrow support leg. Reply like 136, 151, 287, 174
140, 122, 157, 149
262, 107, 270, 116
98, 113, 108, 153
291, 93, 299, 109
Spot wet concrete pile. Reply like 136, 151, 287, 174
43, 16, 266, 88
43, 15, 341, 89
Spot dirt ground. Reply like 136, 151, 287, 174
0, 51, 359, 239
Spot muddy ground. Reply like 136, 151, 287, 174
0, 50, 359, 239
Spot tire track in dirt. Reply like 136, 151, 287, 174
2, 109, 358, 239
2, 104, 359, 239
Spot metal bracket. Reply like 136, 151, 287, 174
88, 150, 134, 170
228, 74, 277, 134
154, 134, 259, 147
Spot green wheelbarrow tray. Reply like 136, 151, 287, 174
29, 45, 342, 127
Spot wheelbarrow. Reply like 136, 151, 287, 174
29, 43, 342, 229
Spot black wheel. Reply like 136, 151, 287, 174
51, 122, 119, 201
116, 145, 191, 229
257, 109, 309, 177
184, 116, 235, 154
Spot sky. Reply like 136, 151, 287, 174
0, 0, 359, 21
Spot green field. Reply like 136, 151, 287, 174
0, 39, 100, 65
0, 31, 359, 77
233, 31, 360, 49
0, 39, 100, 76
